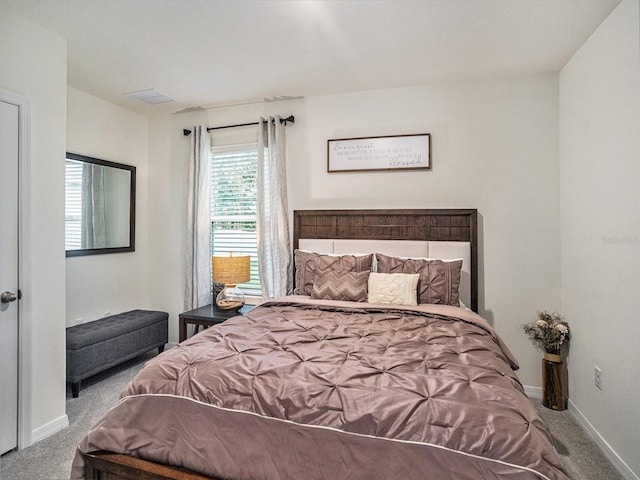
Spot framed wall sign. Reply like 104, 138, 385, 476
327, 133, 430, 173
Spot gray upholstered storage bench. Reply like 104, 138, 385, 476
66, 309, 168, 397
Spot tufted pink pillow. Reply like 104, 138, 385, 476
375, 253, 462, 307
294, 250, 374, 296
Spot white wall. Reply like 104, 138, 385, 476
0, 9, 68, 438
146, 110, 205, 342
149, 75, 561, 387
66, 88, 150, 324
559, 1, 640, 477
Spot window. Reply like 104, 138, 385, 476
210, 143, 261, 295
65, 159, 83, 250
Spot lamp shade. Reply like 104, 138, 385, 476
212, 254, 251, 285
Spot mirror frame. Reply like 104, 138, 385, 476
65, 152, 136, 257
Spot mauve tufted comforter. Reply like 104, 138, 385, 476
72, 297, 570, 480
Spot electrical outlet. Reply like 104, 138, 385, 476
594, 366, 603, 390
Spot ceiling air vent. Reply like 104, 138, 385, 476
125, 89, 175, 105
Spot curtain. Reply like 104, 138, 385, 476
184, 125, 212, 310
81, 163, 106, 249
257, 116, 292, 298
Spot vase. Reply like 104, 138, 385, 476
542, 352, 568, 410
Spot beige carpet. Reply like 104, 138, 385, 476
535, 400, 626, 480
0, 352, 627, 480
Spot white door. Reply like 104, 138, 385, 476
0, 99, 20, 455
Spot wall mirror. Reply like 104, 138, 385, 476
65, 152, 136, 257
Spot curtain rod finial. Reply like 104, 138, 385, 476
183, 129, 192, 136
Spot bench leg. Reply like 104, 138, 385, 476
72, 381, 81, 398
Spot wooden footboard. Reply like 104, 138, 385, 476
83, 451, 217, 480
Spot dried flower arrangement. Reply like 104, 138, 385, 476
522, 311, 570, 355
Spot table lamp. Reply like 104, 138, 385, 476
212, 253, 251, 310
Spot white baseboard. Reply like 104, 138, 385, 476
524, 385, 542, 399
524, 385, 639, 480
31, 414, 69, 444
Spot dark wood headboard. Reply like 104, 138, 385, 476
293, 209, 478, 312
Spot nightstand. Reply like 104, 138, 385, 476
178, 304, 253, 342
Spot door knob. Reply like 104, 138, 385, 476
1, 291, 17, 303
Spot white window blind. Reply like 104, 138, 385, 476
210, 144, 261, 294
65, 159, 83, 250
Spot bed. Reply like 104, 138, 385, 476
72, 209, 570, 480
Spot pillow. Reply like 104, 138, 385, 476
375, 253, 462, 306
294, 250, 374, 296
368, 272, 419, 306
311, 270, 370, 302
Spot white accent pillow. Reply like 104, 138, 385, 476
368, 272, 419, 306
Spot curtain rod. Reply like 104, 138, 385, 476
182, 115, 295, 136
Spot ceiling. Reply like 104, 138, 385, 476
2, 0, 621, 117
